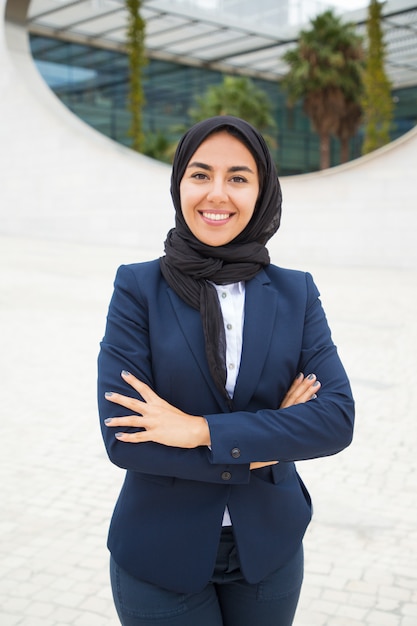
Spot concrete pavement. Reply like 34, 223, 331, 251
1, 234, 416, 626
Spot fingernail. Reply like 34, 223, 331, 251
105, 391, 113, 398
104, 418, 112, 424
311, 393, 317, 399
307, 374, 315, 380
121, 370, 131, 377
313, 381, 320, 387
115, 432, 124, 438
296, 372, 303, 379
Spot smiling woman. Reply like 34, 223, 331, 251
97, 115, 354, 626
179, 131, 259, 247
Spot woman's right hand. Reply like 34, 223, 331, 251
249, 373, 320, 470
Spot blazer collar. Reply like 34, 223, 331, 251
166, 287, 231, 412
232, 269, 278, 410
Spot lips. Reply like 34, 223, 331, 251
200, 211, 233, 222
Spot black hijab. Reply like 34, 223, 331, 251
160, 116, 282, 402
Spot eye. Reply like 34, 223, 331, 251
230, 175, 247, 183
190, 172, 208, 180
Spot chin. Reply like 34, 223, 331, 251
203, 236, 232, 247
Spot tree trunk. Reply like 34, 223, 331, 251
319, 132, 331, 170
340, 137, 350, 164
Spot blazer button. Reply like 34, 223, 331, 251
221, 471, 232, 481
231, 447, 241, 459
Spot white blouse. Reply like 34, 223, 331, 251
212, 281, 245, 398
212, 281, 246, 526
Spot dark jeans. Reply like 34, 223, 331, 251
110, 527, 304, 626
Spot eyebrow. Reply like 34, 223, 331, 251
187, 161, 255, 174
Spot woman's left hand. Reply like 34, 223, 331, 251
104, 371, 210, 448
279, 372, 320, 409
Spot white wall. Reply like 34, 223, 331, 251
275, 129, 417, 269
1, 0, 172, 257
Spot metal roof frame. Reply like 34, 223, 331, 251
24, 0, 417, 87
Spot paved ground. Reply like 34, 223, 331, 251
1, 234, 416, 626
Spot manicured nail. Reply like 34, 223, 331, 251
313, 381, 320, 387
307, 374, 315, 380
115, 432, 124, 438
296, 372, 303, 379
311, 394, 318, 400
121, 370, 131, 377
104, 418, 112, 425
105, 391, 113, 398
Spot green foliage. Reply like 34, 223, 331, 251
282, 10, 364, 168
189, 76, 276, 149
126, 0, 146, 152
361, 0, 394, 155
283, 11, 363, 101
142, 130, 172, 163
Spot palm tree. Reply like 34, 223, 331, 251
282, 10, 364, 169
336, 100, 363, 164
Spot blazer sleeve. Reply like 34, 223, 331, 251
97, 264, 250, 485
206, 272, 355, 465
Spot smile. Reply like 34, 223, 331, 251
201, 212, 233, 222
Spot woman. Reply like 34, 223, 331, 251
98, 116, 354, 626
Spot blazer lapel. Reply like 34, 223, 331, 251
166, 287, 231, 412
233, 270, 279, 410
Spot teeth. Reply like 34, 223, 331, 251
202, 212, 230, 221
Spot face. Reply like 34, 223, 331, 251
179, 131, 259, 247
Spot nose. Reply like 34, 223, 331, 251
206, 177, 228, 203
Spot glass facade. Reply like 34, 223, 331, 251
30, 34, 417, 176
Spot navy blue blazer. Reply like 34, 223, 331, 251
98, 260, 354, 593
